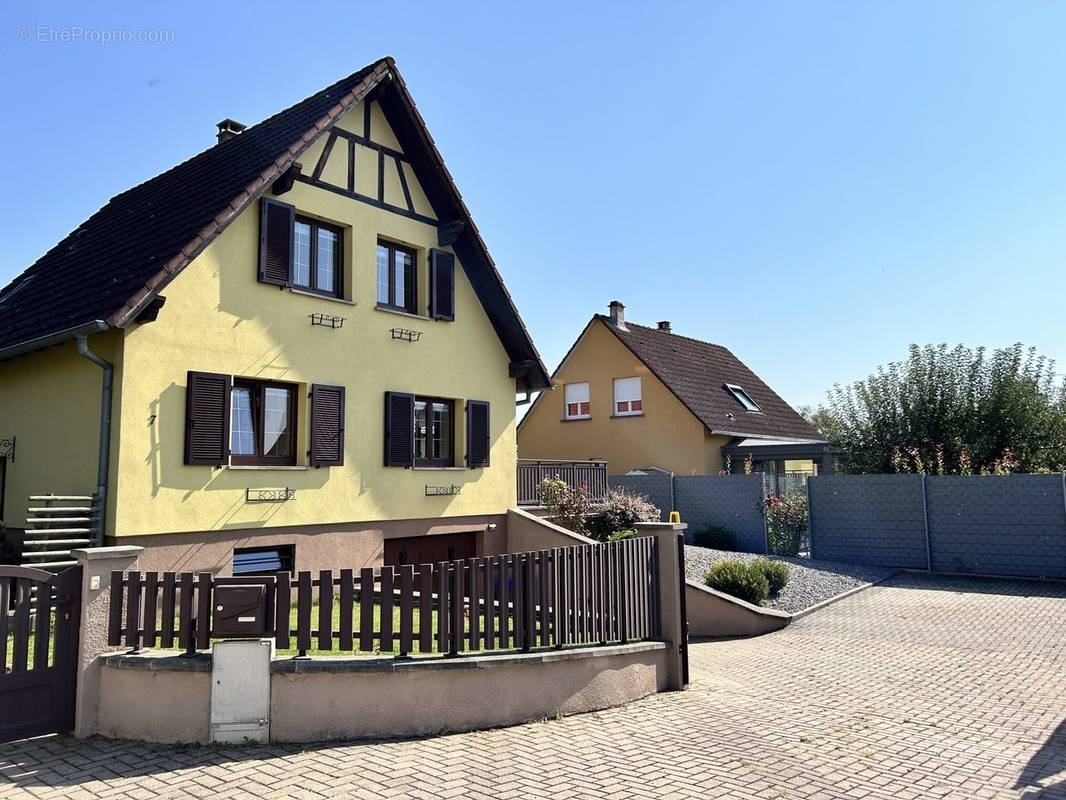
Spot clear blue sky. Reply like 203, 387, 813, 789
3, 1, 1066, 408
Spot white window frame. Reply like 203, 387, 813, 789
725, 383, 761, 413
564, 382, 591, 420
613, 377, 643, 416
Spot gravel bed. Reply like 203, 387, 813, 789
684, 546, 898, 614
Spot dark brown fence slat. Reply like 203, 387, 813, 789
651, 536, 661, 636
0, 581, 9, 669
513, 554, 524, 649
449, 561, 463, 655
578, 546, 588, 643
399, 565, 414, 656
275, 571, 291, 650
12, 580, 31, 671
437, 562, 450, 654
359, 568, 374, 652
33, 582, 52, 670
195, 573, 213, 651
317, 570, 333, 652
497, 555, 509, 649
380, 566, 394, 653
418, 564, 433, 653
143, 572, 159, 648
124, 570, 141, 650
160, 572, 176, 649
538, 550, 550, 647
338, 569, 354, 651
178, 572, 194, 653
468, 559, 480, 652
523, 553, 535, 650
296, 571, 312, 654
606, 542, 617, 643
484, 557, 496, 650
107, 571, 123, 646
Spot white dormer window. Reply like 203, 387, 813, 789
614, 377, 642, 416
725, 383, 761, 412
565, 382, 591, 419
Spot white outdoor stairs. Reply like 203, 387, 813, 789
20, 494, 100, 571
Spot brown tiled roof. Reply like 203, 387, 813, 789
599, 317, 823, 441
0, 58, 550, 390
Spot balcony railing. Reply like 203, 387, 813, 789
517, 459, 608, 506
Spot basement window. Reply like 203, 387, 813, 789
725, 383, 761, 413
232, 545, 294, 575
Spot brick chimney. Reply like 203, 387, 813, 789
608, 300, 627, 330
657, 321, 672, 333
216, 118, 247, 144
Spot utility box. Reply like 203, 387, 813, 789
213, 584, 267, 637
210, 639, 272, 743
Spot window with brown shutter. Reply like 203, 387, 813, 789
466, 400, 490, 469
384, 391, 415, 467
259, 198, 295, 287
310, 384, 345, 467
429, 249, 455, 321
185, 371, 232, 466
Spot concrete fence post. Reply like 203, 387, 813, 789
635, 522, 687, 690
71, 545, 144, 738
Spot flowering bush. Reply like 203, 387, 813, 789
585, 488, 660, 541
764, 492, 808, 556
536, 478, 592, 535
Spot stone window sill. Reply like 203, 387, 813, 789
289, 288, 357, 306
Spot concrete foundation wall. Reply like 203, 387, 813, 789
98, 643, 668, 745
685, 580, 791, 638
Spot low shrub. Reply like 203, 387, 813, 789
607, 529, 637, 542
703, 560, 769, 606
691, 525, 737, 551
537, 478, 592, 535
764, 492, 808, 556
751, 557, 790, 596
585, 488, 660, 542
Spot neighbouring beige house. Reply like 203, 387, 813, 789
518, 301, 829, 480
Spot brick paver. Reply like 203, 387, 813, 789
2, 573, 1065, 799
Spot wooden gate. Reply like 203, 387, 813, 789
0, 565, 81, 742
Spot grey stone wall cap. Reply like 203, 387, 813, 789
101, 651, 211, 672
72, 546, 145, 561
634, 522, 688, 531
271, 641, 668, 674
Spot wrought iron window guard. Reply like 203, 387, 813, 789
390, 328, 422, 342
310, 313, 345, 329
0, 436, 14, 462
425, 484, 462, 496
245, 487, 296, 503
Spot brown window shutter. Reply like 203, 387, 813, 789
428, 249, 455, 321
384, 391, 415, 467
466, 400, 490, 468
309, 384, 345, 467
258, 198, 295, 286
185, 371, 231, 466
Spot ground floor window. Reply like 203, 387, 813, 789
231, 379, 297, 465
232, 545, 295, 575
414, 397, 454, 467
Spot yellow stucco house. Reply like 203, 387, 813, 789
517, 302, 828, 480
0, 57, 550, 574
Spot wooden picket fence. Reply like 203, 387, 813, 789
107, 537, 661, 657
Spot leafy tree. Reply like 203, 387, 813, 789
811, 343, 1066, 474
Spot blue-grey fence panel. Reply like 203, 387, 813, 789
925, 475, 1066, 578
609, 473, 673, 522
808, 475, 928, 568
673, 475, 766, 553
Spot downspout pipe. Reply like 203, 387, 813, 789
75, 327, 112, 546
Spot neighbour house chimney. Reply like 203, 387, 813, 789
608, 300, 627, 330
216, 118, 247, 144
657, 321, 672, 333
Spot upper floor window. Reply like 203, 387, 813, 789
565, 382, 591, 420
377, 240, 416, 313
231, 379, 297, 466
293, 217, 342, 297
414, 396, 454, 467
725, 383, 761, 412
613, 377, 642, 416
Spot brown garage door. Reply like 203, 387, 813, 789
384, 532, 477, 567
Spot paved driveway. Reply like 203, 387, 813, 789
2, 573, 1065, 799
